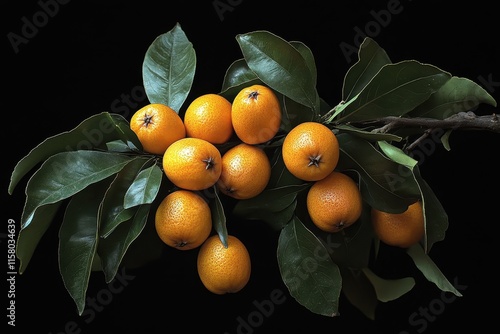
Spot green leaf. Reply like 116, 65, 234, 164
413, 167, 449, 252
59, 180, 109, 315
283, 95, 317, 131
340, 267, 378, 320
377, 140, 418, 169
361, 268, 415, 302
210, 187, 228, 248
441, 129, 452, 151
233, 183, 310, 219
16, 202, 62, 274
290, 40, 318, 86
142, 22, 196, 112
236, 30, 319, 111
99, 158, 152, 237
98, 204, 150, 282
123, 163, 163, 209
410, 76, 497, 119
336, 133, 420, 213
277, 217, 341, 317
21, 151, 135, 230
9, 112, 139, 195
342, 37, 392, 101
268, 148, 306, 188
301, 204, 374, 269
335, 60, 452, 123
220, 59, 261, 100
407, 244, 462, 297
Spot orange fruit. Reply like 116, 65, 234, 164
154, 190, 212, 250
197, 234, 251, 294
231, 84, 281, 144
306, 171, 363, 233
216, 143, 271, 199
130, 103, 185, 155
282, 121, 339, 182
371, 201, 425, 248
163, 137, 222, 191
184, 93, 234, 144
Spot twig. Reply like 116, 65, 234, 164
360, 111, 500, 134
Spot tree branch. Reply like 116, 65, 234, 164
359, 111, 500, 134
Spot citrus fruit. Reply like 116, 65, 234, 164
184, 93, 234, 144
231, 84, 281, 144
197, 234, 251, 294
216, 143, 271, 199
306, 171, 363, 233
163, 137, 222, 191
282, 121, 339, 182
371, 201, 425, 248
130, 103, 185, 155
154, 190, 212, 250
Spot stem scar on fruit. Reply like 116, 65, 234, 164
141, 113, 154, 127
307, 154, 322, 167
335, 222, 345, 230
202, 157, 216, 170
248, 91, 260, 100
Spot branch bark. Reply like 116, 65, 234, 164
357, 111, 500, 134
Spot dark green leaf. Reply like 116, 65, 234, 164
59, 180, 109, 315
21, 151, 135, 230
260, 199, 297, 230
233, 183, 310, 217
412, 167, 449, 252
336, 133, 420, 213
362, 268, 415, 302
123, 163, 163, 209
16, 202, 62, 274
119, 210, 164, 269
268, 148, 306, 188
277, 217, 341, 317
335, 60, 452, 123
210, 187, 228, 248
142, 22, 196, 112
234, 193, 297, 230
407, 244, 462, 296
283, 95, 317, 131
290, 40, 317, 86
409, 76, 497, 119
236, 31, 319, 111
9, 112, 139, 194
98, 204, 150, 282
343, 37, 392, 101
301, 204, 374, 269
220, 59, 261, 100
99, 158, 152, 237
340, 267, 378, 320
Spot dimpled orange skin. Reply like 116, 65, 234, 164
154, 190, 212, 251
129, 103, 185, 155
216, 143, 271, 200
197, 234, 251, 295
162, 137, 222, 191
306, 171, 363, 233
231, 84, 282, 145
282, 121, 339, 182
183, 93, 234, 144
371, 201, 425, 248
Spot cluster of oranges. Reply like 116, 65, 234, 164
129, 84, 280, 294
129, 83, 425, 295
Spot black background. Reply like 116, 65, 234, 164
4, 1, 499, 333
